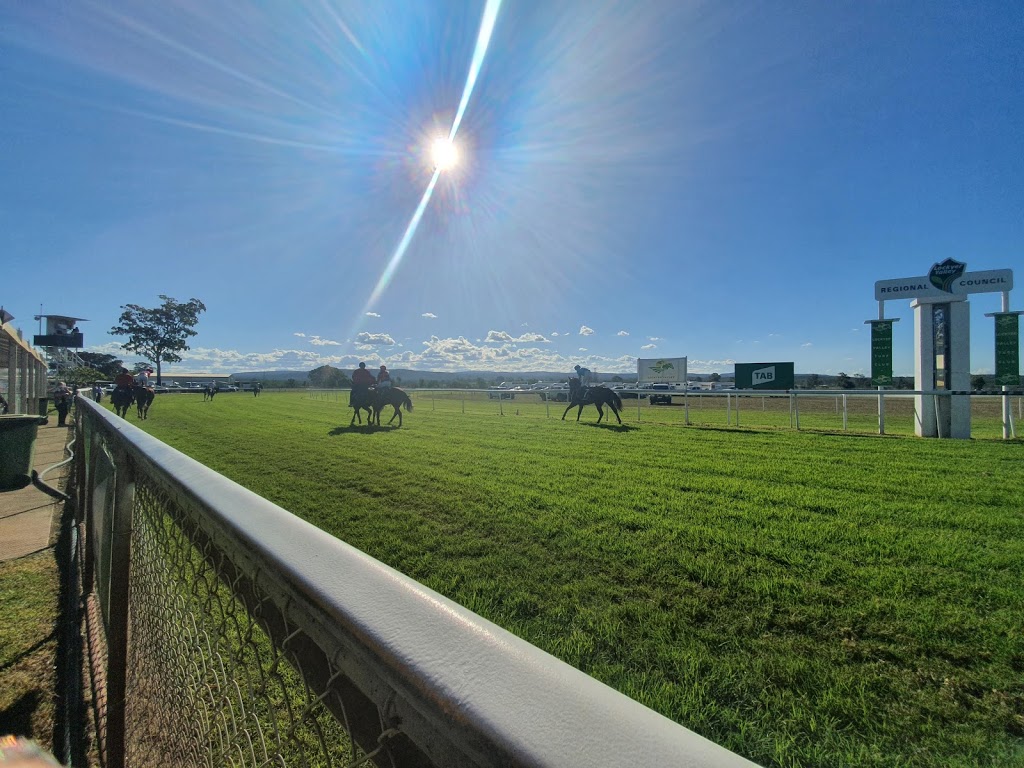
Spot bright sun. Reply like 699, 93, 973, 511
431, 137, 458, 171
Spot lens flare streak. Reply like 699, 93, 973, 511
357, 0, 502, 328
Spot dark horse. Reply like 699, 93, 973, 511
562, 379, 623, 424
373, 386, 413, 427
349, 386, 376, 427
134, 385, 155, 419
111, 386, 133, 418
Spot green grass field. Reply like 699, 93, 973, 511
108, 389, 1024, 767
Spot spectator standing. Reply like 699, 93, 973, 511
53, 382, 72, 427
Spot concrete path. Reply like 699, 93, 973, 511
0, 417, 73, 561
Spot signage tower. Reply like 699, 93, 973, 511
871, 260, 1017, 439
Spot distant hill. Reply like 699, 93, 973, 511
233, 369, 884, 388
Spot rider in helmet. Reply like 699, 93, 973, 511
351, 362, 375, 407
114, 367, 134, 392
377, 364, 392, 389
573, 364, 593, 392
135, 367, 155, 391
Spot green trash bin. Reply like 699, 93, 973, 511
38, 397, 49, 418
0, 415, 49, 491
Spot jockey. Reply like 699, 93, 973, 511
135, 367, 154, 390
377, 364, 392, 389
350, 362, 375, 407
573, 364, 593, 392
114, 367, 134, 393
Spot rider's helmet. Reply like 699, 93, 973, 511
574, 364, 581, 372
380, 365, 387, 370
358, 362, 366, 368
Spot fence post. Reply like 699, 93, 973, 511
794, 392, 800, 430
842, 394, 848, 432
878, 387, 886, 435
105, 447, 136, 768
462, 392, 465, 415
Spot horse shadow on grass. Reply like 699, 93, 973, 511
329, 423, 404, 435
577, 422, 639, 433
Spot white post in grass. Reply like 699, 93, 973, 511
842, 394, 848, 431
878, 387, 886, 435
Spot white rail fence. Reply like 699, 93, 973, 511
72, 396, 757, 767
306, 387, 1022, 440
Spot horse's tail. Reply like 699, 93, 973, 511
610, 390, 622, 409
403, 393, 413, 411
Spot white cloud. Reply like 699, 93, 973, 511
850, 328, 860, 332
579, 325, 594, 336
365, 312, 380, 318
551, 332, 560, 337
485, 330, 550, 343
647, 336, 662, 341
801, 342, 813, 347
308, 336, 341, 346
356, 332, 396, 345
422, 312, 437, 319
641, 343, 656, 350
617, 330, 629, 336
578, 347, 588, 352
293, 332, 306, 338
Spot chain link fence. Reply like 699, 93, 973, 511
70, 396, 755, 768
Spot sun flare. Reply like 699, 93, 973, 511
431, 137, 458, 171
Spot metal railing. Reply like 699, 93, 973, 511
72, 396, 757, 767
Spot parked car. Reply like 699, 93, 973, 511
487, 383, 515, 400
539, 384, 571, 402
648, 383, 673, 405
216, 383, 239, 392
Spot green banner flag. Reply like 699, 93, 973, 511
993, 313, 1020, 386
870, 321, 893, 386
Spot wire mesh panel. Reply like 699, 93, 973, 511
124, 475, 400, 768
73, 397, 758, 768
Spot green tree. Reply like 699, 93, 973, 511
65, 367, 106, 388
805, 373, 821, 390
709, 372, 721, 382
77, 352, 125, 378
972, 375, 987, 391
109, 296, 206, 384
308, 365, 349, 388
836, 372, 853, 389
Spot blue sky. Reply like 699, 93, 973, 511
2, 1, 1021, 378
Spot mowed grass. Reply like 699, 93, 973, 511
113, 390, 1024, 767
0, 552, 59, 748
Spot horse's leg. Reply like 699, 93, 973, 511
387, 405, 399, 426
562, 402, 574, 420
576, 404, 584, 422
611, 402, 622, 424
595, 403, 604, 423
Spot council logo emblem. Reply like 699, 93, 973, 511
650, 360, 675, 373
928, 258, 966, 293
